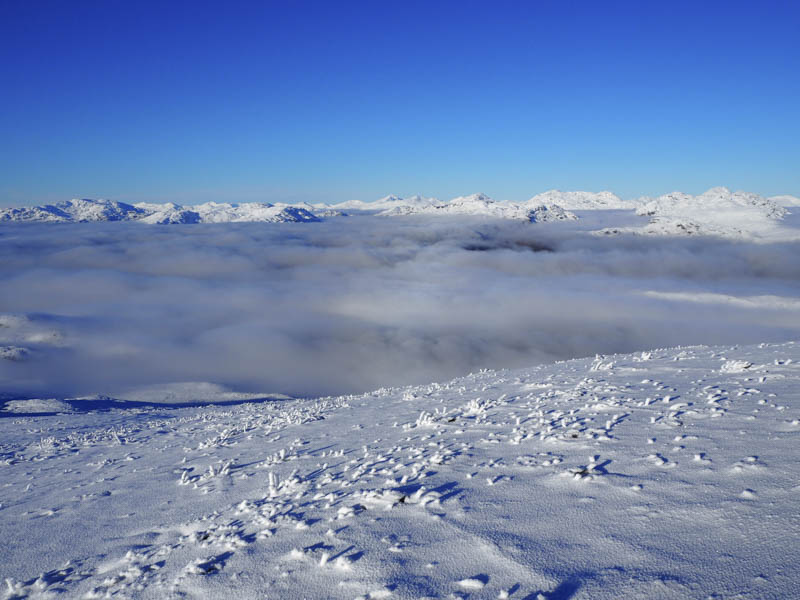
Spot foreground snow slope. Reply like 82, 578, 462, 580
2, 342, 799, 599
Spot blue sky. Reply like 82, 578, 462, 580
1, 0, 798, 206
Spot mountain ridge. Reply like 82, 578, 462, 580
2, 188, 797, 238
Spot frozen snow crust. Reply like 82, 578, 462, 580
2, 341, 799, 599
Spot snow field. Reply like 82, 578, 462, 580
1, 342, 799, 598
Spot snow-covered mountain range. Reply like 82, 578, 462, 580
372, 193, 577, 222
0, 198, 320, 224
1, 188, 798, 238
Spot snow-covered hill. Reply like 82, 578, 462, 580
1, 341, 798, 599
188, 202, 321, 224
592, 187, 793, 239
526, 190, 638, 210
369, 193, 578, 223
634, 187, 787, 238
136, 202, 202, 224
335, 195, 439, 214
636, 187, 786, 221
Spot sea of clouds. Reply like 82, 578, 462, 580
2, 216, 800, 399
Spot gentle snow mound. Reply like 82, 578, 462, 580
115, 382, 292, 405
720, 359, 753, 373
2, 398, 73, 413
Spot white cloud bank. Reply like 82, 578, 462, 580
1, 216, 800, 398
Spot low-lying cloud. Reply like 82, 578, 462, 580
2, 217, 800, 399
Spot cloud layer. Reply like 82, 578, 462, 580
2, 217, 800, 398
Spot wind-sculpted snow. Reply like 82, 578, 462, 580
1, 342, 798, 598
2, 218, 800, 399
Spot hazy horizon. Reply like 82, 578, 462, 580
4, 184, 799, 210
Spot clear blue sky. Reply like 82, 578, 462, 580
1, 0, 798, 206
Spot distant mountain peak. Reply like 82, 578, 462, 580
701, 186, 732, 196
0, 198, 320, 225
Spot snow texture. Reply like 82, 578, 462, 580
1, 342, 799, 598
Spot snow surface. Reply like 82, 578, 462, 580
116, 382, 293, 406
1, 341, 799, 598
2, 398, 73, 414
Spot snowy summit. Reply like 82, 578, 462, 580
632, 187, 788, 237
